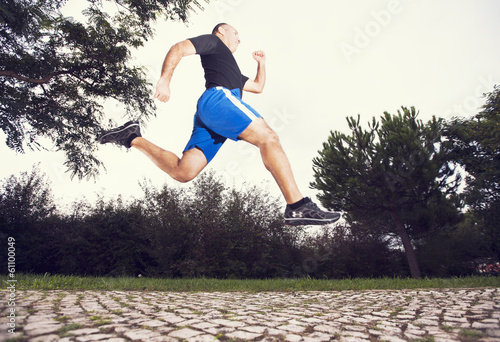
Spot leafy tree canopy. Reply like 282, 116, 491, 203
311, 107, 462, 278
445, 85, 500, 258
311, 107, 460, 216
0, 0, 205, 179
445, 85, 500, 210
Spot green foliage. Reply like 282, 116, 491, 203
0, 0, 205, 179
140, 172, 298, 278
417, 213, 491, 277
444, 85, 500, 259
311, 107, 462, 278
1, 169, 308, 278
57, 197, 154, 276
312, 107, 460, 214
0, 166, 490, 279
0, 164, 55, 228
298, 224, 405, 279
445, 86, 500, 208
0, 164, 57, 272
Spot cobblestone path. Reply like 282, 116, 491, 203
2, 289, 500, 341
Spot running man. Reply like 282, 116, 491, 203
98, 23, 340, 226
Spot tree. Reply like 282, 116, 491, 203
0, 164, 57, 271
0, 0, 205, 179
445, 85, 500, 258
311, 107, 462, 278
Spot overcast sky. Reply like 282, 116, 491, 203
2, 0, 500, 209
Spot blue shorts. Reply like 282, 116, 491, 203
183, 87, 262, 163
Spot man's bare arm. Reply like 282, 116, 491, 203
243, 50, 266, 94
154, 40, 197, 102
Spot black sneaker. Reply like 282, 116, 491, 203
284, 197, 340, 226
98, 121, 141, 148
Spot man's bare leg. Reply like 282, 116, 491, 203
131, 137, 207, 183
98, 120, 339, 225
238, 118, 303, 204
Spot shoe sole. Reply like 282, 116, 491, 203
284, 213, 341, 226
98, 122, 139, 144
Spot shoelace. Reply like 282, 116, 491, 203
305, 200, 320, 211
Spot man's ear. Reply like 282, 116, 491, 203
216, 25, 226, 36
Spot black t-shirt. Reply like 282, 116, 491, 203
188, 34, 249, 94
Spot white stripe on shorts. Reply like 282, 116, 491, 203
218, 87, 259, 121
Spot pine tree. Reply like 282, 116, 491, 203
311, 107, 461, 278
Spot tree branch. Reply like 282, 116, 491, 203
0, 70, 70, 84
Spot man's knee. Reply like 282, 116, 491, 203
257, 123, 281, 148
173, 148, 207, 183
176, 175, 194, 183
174, 170, 199, 183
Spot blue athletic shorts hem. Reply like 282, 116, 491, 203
183, 87, 262, 163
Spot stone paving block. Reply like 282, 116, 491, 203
158, 313, 186, 324
156, 326, 176, 334
75, 334, 117, 342
303, 332, 331, 342
443, 315, 468, 323
181, 318, 203, 326
186, 334, 218, 342
124, 328, 162, 341
210, 318, 246, 328
367, 329, 383, 337
379, 336, 407, 342
472, 321, 499, 329
341, 330, 370, 339
339, 336, 370, 342
278, 324, 307, 334
23, 321, 64, 336
396, 314, 414, 319
361, 314, 382, 322
414, 317, 440, 326
68, 328, 101, 336
337, 316, 354, 324
168, 327, 204, 339
300, 316, 323, 324
225, 330, 262, 340
25, 315, 58, 324
344, 324, 367, 332
141, 319, 169, 328
288, 319, 307, 326
145, 335, 179, 342
27, 334, 60, 342
482, 318, 500, 323
487, 328, 500, 337
191, 321, 218, 330
266, 315, 290, 322
284, 333, 303, 342
314, 324, 340, 334
377, 324, 403, 335
404, 328, 428, 338
241, 325, 269, 334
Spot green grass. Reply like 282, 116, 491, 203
57, 323, 85, 337
6, 274, 500, 292
459, 329, 486, 340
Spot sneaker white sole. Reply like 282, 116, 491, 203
98, 122, 140, 144
284, 214, 340, 226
